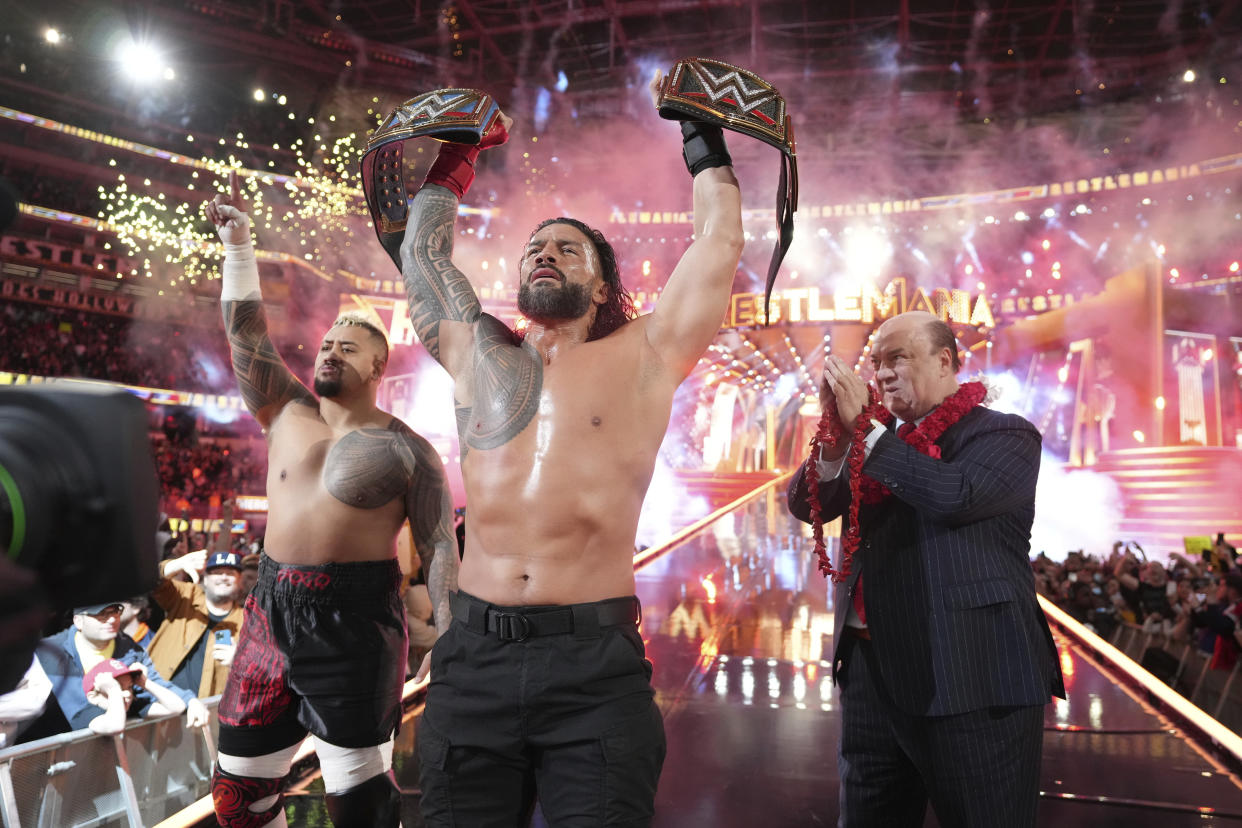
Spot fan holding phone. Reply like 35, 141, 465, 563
147, 548, 246, 700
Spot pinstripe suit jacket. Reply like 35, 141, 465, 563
787, 405, 1064, 716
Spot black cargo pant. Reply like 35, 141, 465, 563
418, 590, 666, 827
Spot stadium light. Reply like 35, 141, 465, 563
116, 38, 173, 83
44, 27, 62, 44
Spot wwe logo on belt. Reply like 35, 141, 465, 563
388, 92, 470, 128
277, 570, 332, 591
689, 64, 776, 115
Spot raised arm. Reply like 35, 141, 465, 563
404, 433, 460, 682
644, 73, 744, 379
400, 114, 513, 375
646, 167, 743, 378
206, 171, 314, 428
399, 184, 482, 375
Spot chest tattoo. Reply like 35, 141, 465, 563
323, 423, 417, 509
467, 316, 543, 450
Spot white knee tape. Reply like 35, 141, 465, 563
315, 737, 394, 795
216, 743, 300, 779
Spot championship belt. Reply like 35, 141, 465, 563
360, 89, 500, 240
656, 58, 798, 323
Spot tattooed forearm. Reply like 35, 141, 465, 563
406, 435, 459, 633
222, 300, 314, 422
428, 530, 458, 633
400, 185, 483, 364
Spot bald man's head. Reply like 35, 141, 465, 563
870, 311, 961, 420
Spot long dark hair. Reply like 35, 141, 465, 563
532, 217, 636, 341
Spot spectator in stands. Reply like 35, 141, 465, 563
1176, 572, 1242, 667
1170, 576, 1203, 626
32, 602, 208, 739
120, 596, 156, 649
1104, 577, 1135, 623
237, 553, 261, 600
148, 550, 245, 699
1116, 552, 1171, 624
1062, 581, 1096, 625
80, 659, 188, 736
0, 657, 51, 747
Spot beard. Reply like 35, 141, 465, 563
204, 580, 236, 605
313, 374, 344, 398
518, 276, 593, 321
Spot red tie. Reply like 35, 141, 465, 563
854, 422, 917, 626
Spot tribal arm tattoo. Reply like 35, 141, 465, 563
405, 431, 459, 633
400, 184, 483, 366
222, 300, 315, 427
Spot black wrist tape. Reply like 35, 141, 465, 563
680, 121, 732, 177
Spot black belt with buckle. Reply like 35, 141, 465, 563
449, 591, 641, 642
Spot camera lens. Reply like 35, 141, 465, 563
0, 402, 95, 573
0, 386, 159, 611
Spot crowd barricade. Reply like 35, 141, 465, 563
0, 696, 219, 828
1110, 622, 1242, 733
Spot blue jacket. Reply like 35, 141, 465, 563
36, 626, 195, 731
788, 405, 1065, 716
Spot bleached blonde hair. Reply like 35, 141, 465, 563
329, 311, 389, 362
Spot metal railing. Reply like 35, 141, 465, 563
0, 697, 220, 828
1108, 621, 1242, 733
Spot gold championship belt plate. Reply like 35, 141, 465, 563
361, 88, 500, 238
656, 59, 798, 322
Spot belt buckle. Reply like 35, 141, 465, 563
494, 612, 531, 642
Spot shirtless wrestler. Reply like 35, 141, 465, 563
392, 74, 744, 825
204, 172, 458, 828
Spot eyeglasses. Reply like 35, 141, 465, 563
88, 604, 124, 619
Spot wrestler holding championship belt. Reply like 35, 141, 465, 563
360, 61, 793, 826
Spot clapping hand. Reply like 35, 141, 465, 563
821, 355, 873, 434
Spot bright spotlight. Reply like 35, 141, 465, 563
1132, 430, 1146, 443
44, 27, 62, 44
841, 226, 892, 284
1183, 69, 1196, 83
116, 39, 172, 83
253, 88, 266, 102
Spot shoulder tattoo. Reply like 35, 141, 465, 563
466, 315, 542, 450
322, 420, 418, 509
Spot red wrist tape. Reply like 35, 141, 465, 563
424, 143, 481, 200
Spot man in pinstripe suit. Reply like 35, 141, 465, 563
787, 311, 1064, 828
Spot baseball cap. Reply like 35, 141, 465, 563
82, 658, 141, 695
75, 601, 125, 616
206, 551, 243, 571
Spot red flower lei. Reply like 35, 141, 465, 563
805, 381, 987, 582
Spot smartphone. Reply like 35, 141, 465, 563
214, 629, 232, 647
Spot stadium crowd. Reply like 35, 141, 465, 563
0, 302, 232, 392
1040, 536, 1242, 670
